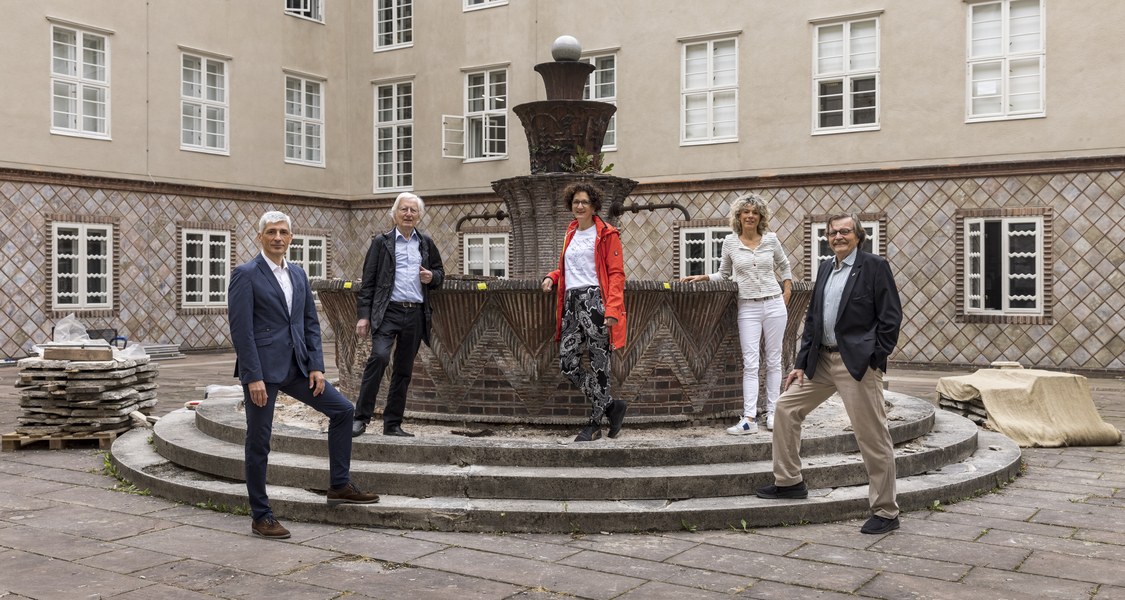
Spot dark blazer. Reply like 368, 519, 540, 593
355, 227, 445, 345
795, 249, 902, 381
229, 254, 325, 385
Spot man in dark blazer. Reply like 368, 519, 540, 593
755, 213, 904, 535
352, 192, 445, 438
229, 210, 379, 540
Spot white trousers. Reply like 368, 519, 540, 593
736, 296, 787, 419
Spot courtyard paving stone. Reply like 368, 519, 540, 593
0, 351, 1121, 598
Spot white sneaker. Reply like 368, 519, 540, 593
766, 412, 775, 431
726, 417, 758, 435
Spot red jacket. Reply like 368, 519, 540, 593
546, 216, 627, 350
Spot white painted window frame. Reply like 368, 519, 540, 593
964, 216, 1043, 315
966, 0, 1045, 122
181, 52, 229, 154
181, 229, 230, 308
463, 0, 508, 12
443, 68, 507, 161
463, 233, 509, 278
285, 0, 323, 22
679, 226, 729, 277
581, 52, 618, 151
289, 234, 328, 280
52, 222, 113, 309
375, 80, 413, 191
812, 16, 880, 134
375, 0, 413, 51
50, 24, 110, 139
284, 74, 325, 167
680, 36, 738, 145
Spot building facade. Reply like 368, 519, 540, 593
1, 0, 1123, 372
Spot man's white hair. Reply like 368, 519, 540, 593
389, 192, 424, 218
258, 210, 292, 233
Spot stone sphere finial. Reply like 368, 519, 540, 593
551, 35, 581, 61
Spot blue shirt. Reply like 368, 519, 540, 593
822, 247, 857, 346
390, 228, 424, 303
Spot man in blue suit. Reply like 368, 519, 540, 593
229, 211, 379, 539
756, 213, 903, 535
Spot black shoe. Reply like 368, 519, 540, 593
860, 515, 900, 534
607, 400, 627, 439
351, 420, 367, 438
574, 422, 602, 442
383, 424, 415, 437
755, 481, 809, 500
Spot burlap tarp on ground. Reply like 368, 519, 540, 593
936, 368, 1122, 448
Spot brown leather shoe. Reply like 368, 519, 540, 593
327, 482, 380, 506
251, 516, 291, 539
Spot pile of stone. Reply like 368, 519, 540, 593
14, 354, 159, 436
937, 394, 988, 426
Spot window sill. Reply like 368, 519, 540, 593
811, 125, 880, 136
679, 138, 739, 147
284, 158, 326, 169
50, 129, 111, 141
957, 312, 1051, 325
181, 146, 231, 157
375, 43, 414, 53
965, 113, 1046, 124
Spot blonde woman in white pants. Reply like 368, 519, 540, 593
682, 193, 792, 433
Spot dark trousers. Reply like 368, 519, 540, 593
355, 303, 424, 429
243, 359, 354, 521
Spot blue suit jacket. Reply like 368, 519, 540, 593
228, 253, 326, 385
795, 249, 902, 382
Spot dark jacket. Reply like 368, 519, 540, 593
229, 254, 324, 384
355, 227, 445, 345
795, 249, 902, 381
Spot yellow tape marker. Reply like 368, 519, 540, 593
343, 281, 353, 289
663, 282, 672, 289
477, 282, 488, 290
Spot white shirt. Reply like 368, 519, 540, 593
708, 232, 793, 299
263, 252, 293, 315
564, 225, 599, 290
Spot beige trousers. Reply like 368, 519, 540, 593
772, 351, 899, 519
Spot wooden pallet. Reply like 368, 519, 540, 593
2, 428, 128, 452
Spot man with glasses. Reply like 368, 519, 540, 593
353, 192, 445, 438
755, 213, 903, 535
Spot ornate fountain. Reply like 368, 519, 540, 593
315, 37, 810, 423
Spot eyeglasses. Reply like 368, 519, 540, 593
827, 228, 854, 238
572, 200, 591, 207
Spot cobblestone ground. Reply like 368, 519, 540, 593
1, 351, 1122, 599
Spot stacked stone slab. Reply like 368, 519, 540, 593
14, 357, 158, 435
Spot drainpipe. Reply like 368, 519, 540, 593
609, 201, 691, 221
456, 209, 509, 231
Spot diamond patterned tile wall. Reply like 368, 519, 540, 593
2, 166, 1123, 372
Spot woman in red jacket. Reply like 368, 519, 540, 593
541, 182, 628, 442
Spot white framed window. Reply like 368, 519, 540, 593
289, 235, 327, 279
463, 233, 508, 278
285, 75, 324, 166
464, 0, 507, 11
285, 0, 323, 22
582, 53, 617, 150
809, 221, 881, 280
681, 37, 738, 144
50, 25, 110, 138
442, 68, 507, 161
375, 80, 413, 191
963, 216, 1042, 315
181, 229, 230, 307
52, 223, 113, 309
181, 53, 229, 154
813, 17, 879, 133
376, 0, 412, 50
679, 226, 729, 277
967, 0, 1044, 121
